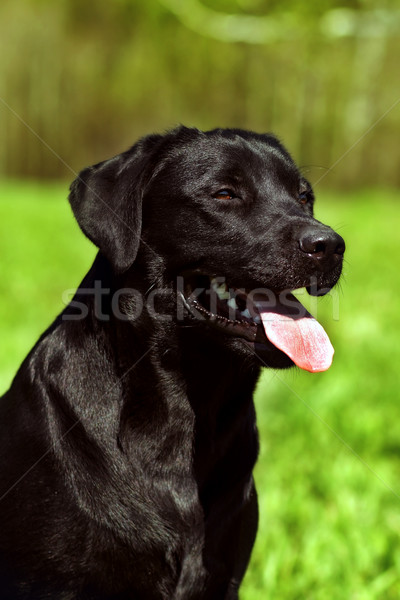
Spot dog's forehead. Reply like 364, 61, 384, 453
158, 133, 299, 187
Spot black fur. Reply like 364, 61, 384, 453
0, 127, 344, 599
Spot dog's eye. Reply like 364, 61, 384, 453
298, 179, 314, 206
299, 192, 309, 205
298, 187, 314, 205
214, 189, 236, 200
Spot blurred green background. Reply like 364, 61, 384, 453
1, 0, 400, 598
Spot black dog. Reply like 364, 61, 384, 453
0, 127, 345, 599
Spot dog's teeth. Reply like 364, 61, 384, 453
210, 278, 230, 300
240, 308, 251, 319
216, 286, 230, 300
227, 297, 238, 310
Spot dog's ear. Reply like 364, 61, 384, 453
69, 135, 163, 274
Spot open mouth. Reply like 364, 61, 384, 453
179, 273, 334, 373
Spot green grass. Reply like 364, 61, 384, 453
1, 181, 400, 598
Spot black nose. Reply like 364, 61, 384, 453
299, 227, 345, 260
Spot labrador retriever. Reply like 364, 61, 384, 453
0, 127, 345, 599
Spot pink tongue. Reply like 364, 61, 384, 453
256, 294, 334, 373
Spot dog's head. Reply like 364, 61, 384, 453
69, 127, 345, 371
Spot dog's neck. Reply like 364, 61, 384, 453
69, 254, 260, 479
